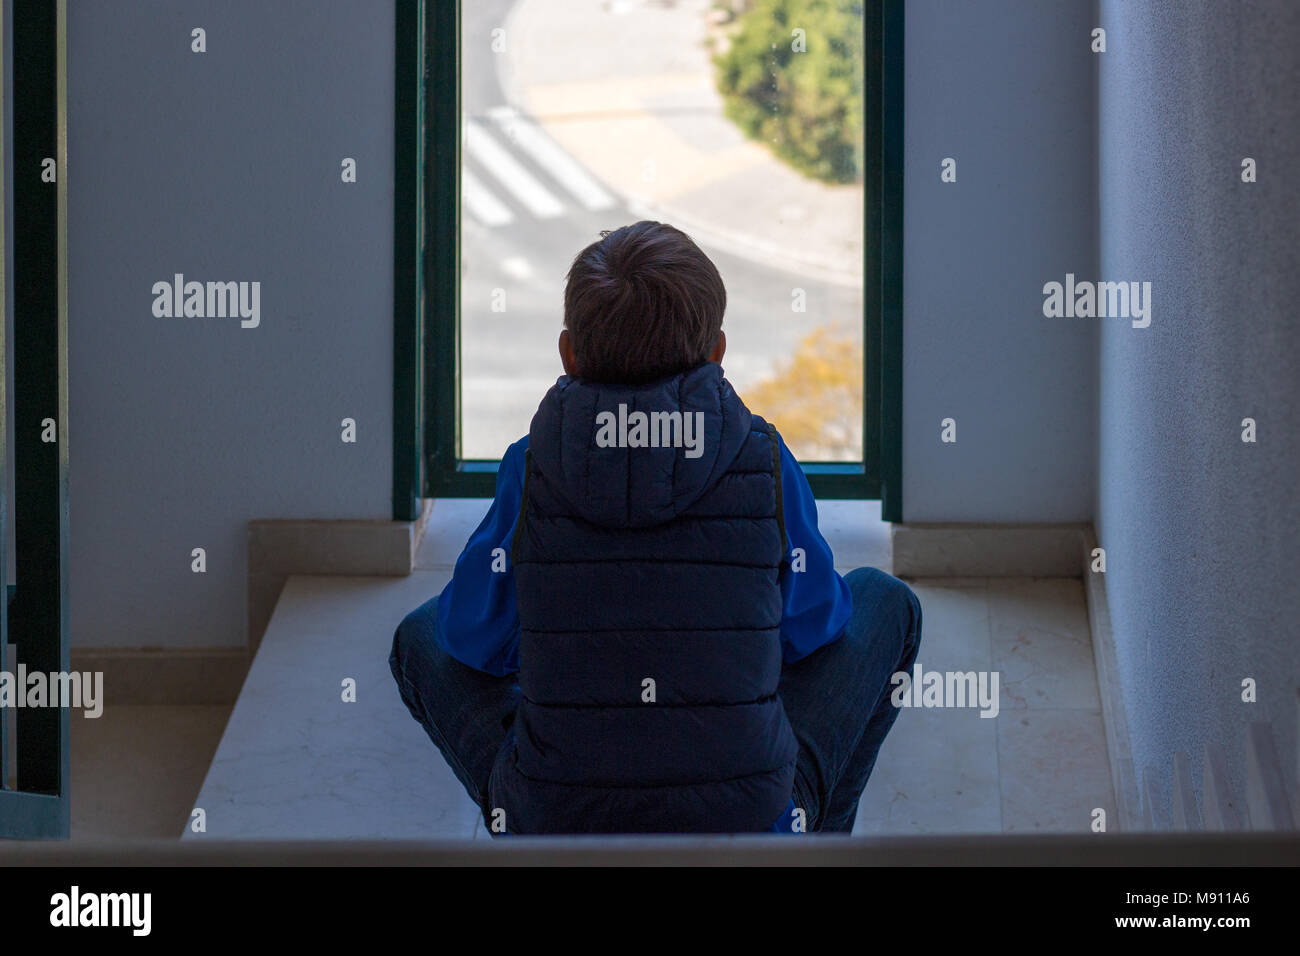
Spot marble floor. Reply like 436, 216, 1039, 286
853, 577, 1114, 834
71, 499, 1115, 839
71, 704, 231, 839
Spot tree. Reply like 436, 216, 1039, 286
742, 324, 863, 460
713, 0, 864, 184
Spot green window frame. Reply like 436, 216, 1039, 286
394, 0, 903, 522
1, 0, 72, 840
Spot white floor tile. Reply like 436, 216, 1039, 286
71, 705, 230, 840
189, 571, 480, 839
998, 708, 1115, 833
414, 499, 493, 570
854, 706, 1002, 834
988, 579, 1100, 711
818, 499, 891, 573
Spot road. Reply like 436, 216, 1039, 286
457, 0, 862, 459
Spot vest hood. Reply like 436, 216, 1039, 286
527, 362, 752, 529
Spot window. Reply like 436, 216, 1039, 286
394, 0, 901, 520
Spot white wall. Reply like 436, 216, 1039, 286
1097, 0, 1300, 811
902, 0, 1098, 522
66, 1, 395, 648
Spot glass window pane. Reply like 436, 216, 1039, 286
460, 0, 864, 462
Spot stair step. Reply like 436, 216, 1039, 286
187, 572, 480, 840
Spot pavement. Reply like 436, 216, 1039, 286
456, 0, 865, 459
496, 0, 864, 288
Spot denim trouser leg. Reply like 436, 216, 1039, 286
778, 567, 923, 832
388, 595, 519, 825
390, 567, 921, 835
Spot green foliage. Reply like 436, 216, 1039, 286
713, 0, 864, 184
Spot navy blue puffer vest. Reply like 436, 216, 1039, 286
487, 361, 798, 834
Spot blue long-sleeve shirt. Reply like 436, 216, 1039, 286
435, 431, 853, 832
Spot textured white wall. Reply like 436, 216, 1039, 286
65, 1, 395, 648
1098, 0, 1300, 809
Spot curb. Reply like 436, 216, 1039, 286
624, 194, 864, 289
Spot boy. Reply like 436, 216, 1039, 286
390, 221, 922, 835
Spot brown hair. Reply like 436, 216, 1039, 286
563, 221, 726, 385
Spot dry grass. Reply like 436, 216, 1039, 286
742, 324, 863, 461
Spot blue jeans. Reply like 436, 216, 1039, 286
389, 566, 922, 833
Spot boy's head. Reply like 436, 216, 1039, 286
560, 220, 726, 385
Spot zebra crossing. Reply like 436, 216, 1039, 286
461, 105, 616, 228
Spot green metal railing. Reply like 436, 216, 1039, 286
0, 0, 71, 840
